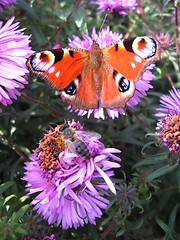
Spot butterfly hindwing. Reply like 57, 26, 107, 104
100, 62, 135, 108
60, 60, 99, 110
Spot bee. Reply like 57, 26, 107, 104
57, 123, 101, 159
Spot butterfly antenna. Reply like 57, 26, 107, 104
99, 8, 110, 33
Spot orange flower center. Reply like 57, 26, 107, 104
35, 126, 65, 174
159, 114, 180, 154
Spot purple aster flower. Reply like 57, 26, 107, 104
91, 0, 137, 15
23, 120, 121, 230
155, 87, 180, 118
68, 27, 156, 119
0, 16, 33, 112
0, 0, 16, 12
155, 87, 180, 154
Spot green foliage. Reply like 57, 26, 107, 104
0, 0, 180, 239
0, 182, 29, 239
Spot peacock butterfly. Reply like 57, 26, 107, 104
26, 36, 161, 110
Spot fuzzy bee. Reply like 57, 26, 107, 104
57, 123, 101, 159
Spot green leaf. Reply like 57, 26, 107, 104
176, 171, 180, 196
0, 182, 14, 195
101, 212, 115, 226
116, 228, 125, 237
11, 212, 16, 223
156, 216, 169, 233
11, 205, 30, 222
167, 204, 179, 237
73, 7, 88, 33
145, 164, 179, 182
4, 195, 17, 205
14, 226, 28, 235
0, 235, 6, 240
133, 153, 167, 168
16, 0, 38, 20
127, 219, 144, 230
9, 232, 17, 240
30, 24, 47, 47
19, 196, 29, 203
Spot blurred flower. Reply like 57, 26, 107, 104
91, 0, 137, 15
23, 120, 121, 230
116, 183, 137, 215
24, 235, 56, 240
156, 32, 174, 51
0, 0, 16, 12
0, 16, 33, 111
155, 87, 180, 154
68, 26, 156, 119
132, 168, 160, 194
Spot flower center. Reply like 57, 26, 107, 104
159, 113, 180, 154
35, 127, 65, 174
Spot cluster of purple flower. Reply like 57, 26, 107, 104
0, 16, 33, 111
23, 120, 121, 229
155, 87, 180, 154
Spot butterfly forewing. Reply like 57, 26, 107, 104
103, 36, 160, 82
27, 48, 89, 89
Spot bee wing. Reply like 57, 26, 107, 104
77, 131, 101, 140
64, 139, 76, 154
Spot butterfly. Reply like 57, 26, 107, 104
26, 36, 161, 110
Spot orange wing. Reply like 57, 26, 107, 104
26, 49, 89, 89
100, 62, 135, 108
99, 36, 161, 108
60, 59, 99, 110
103, 36, 161, 82
26, 48, 99, 109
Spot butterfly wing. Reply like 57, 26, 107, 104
27, 49, 89, 89
60, 59, 99, 109
103, 36, 161, 82
100, 36, 160, 108
100, 62, 135, 108
27, 48, 99, 109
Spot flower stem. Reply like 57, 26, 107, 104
127, 107, 154, 132
0, 134, 29, 162
101, 211, 118, 238
21, 93, 63, 117
44, 0, 89, 46
165, 67, 174, 87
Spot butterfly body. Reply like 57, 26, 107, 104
27, 36, 160, 110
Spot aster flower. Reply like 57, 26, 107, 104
0, 0, 16, 12
91, 0, 137, 15
116, 183, 137, 216
0, 16, 33, 112
68, 26, 156, 119
155, 87, 180, 154
23, 120, 121, 230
